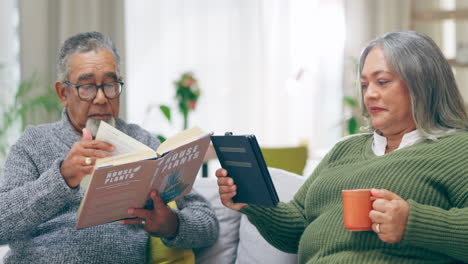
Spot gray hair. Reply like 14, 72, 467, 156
358, 31, 468, 139
57, 31, 121, 82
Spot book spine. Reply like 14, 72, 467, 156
248, 136, 279, 205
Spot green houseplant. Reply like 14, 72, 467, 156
343, 96, 361, 135
148, 72, 201, 142
0, 78, 62, 157
343, 57, 364, 135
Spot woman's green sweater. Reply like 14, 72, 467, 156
242, 132, 468, 263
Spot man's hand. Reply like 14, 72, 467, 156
121, 191, 179, 238
370, 188, 409, 243
60, 128, 114, 188
215, 168, 247, 211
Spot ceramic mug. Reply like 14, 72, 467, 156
342, 189, 372, 231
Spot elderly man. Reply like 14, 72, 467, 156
0, 32, 218, 263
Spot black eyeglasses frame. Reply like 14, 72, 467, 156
64, 80, 124, 102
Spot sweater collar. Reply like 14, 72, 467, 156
372, 129, 423, 156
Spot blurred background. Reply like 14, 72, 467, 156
2, 0, 468, 179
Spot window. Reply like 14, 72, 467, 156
0, 0, 20, 170
125, 0, 345, 176
411, 0, 468, 104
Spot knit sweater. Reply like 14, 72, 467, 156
242, 132, 468, 263
0, 110, 219, 264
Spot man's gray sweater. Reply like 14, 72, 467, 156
0, 111, 219, 263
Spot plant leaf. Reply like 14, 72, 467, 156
159, 105, 171, 122
343, 96, 357, 107
348, 117, 358, 135
157, 135, 166, 143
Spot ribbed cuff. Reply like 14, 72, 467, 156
47, 159, 81, 197
160, 209, 185, 247
240, 204, 280, 216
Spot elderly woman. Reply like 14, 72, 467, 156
216, 31, 468, 263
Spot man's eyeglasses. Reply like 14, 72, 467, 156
64, 81, 124, 102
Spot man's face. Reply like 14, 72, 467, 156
56, 49, 120, 135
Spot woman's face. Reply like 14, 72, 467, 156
360, 47, 416, 136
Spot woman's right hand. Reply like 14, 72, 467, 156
215, 168, 247, 211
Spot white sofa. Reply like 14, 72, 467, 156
0, 168, 304, 264
0, 246, 7, 264
193, 168, 305, 264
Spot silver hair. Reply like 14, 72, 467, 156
358, 31, 468, 139
57, 31, 121, 82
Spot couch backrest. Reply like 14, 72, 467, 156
262, 146, 308, 175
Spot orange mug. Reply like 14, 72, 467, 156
342, 189, 372, 231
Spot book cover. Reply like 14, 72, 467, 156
210, 133, 279, 206
75, 123, 212, 229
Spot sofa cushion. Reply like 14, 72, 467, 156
148, 201, 195, 264
0, 245, 8, 264
193, 177, 242, 264
235, 168, 304, 264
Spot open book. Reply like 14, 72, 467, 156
76, 122, 212, 229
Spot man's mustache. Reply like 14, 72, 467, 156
85, 117, 116, 138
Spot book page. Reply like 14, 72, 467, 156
156, 126, 206, 156
81, 121, 157, 189
95, 150, 157, 168
95, 121, 154, 156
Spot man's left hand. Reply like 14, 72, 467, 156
369, 188, 409, 243
120, 190, 179, 238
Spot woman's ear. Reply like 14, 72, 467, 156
55, 81, 68, 107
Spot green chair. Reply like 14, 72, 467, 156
261, 145, 308, 175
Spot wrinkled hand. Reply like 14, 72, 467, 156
60, 128, 114, 188
215, 168, 247, 211
121, 191, 179, 238
370, 188, 409, 243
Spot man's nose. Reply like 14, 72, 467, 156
93, 87, 108, 104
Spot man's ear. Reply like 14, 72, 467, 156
55, 81, 68, 107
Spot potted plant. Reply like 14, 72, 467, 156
148, 72, 201, 142
0, 77, 62, 162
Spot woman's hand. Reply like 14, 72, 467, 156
215, 168, 247, 211
370, 188, 409, 243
